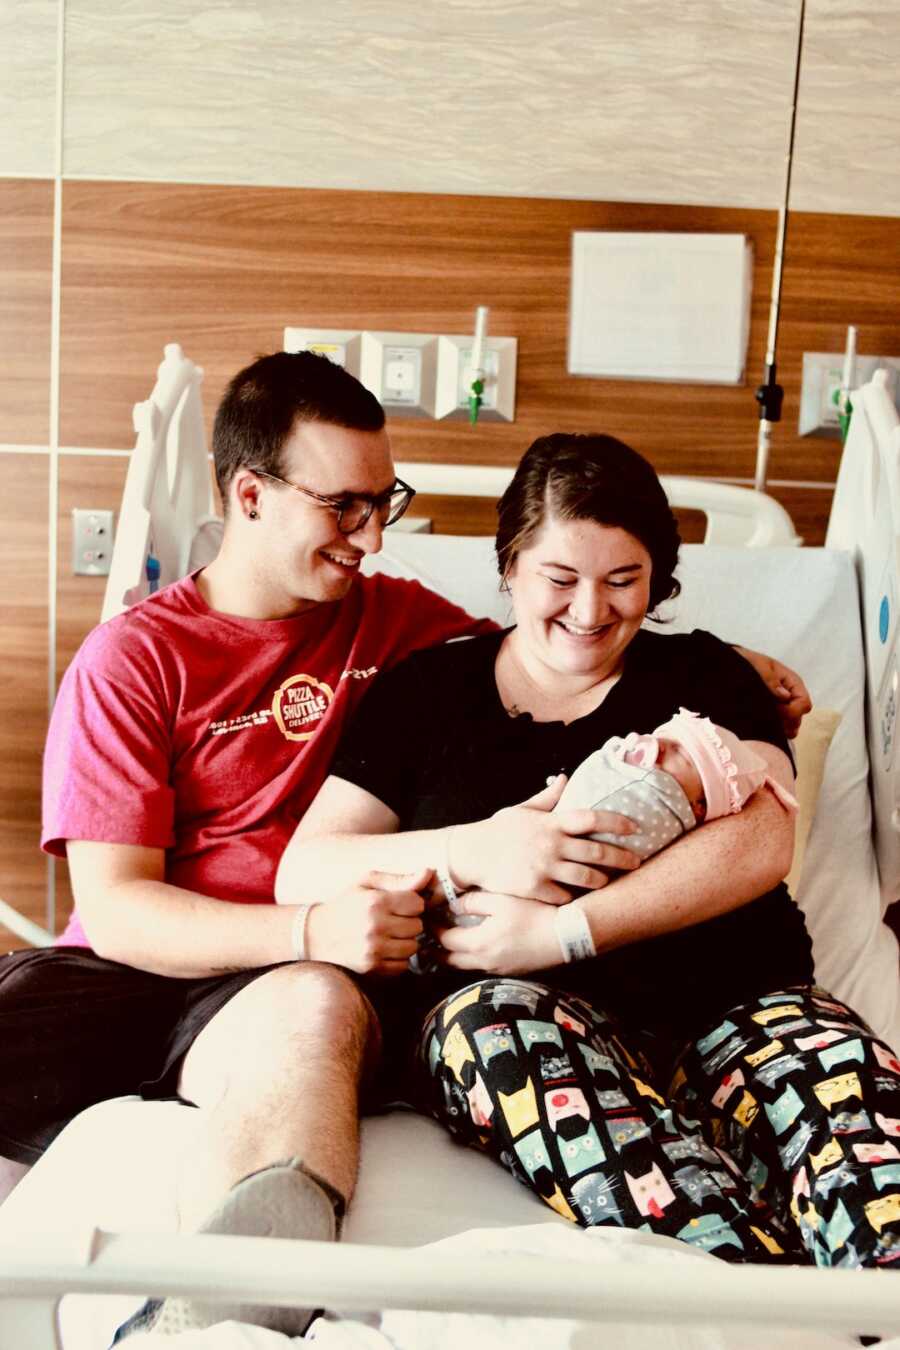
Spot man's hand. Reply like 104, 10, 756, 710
451, 777, 639, 904
734, 646, 812, 739
435, 889, 560, 975
306, 868, 430, 975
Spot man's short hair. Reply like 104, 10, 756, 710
212, 351, 386, 510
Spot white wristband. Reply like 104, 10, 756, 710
436, 828, 464, 914
290, 903, 316, 962
554, 901, 596, 964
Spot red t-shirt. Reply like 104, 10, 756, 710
44, 572, 490, 946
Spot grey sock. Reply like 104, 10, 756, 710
149, 1158, 344, 1338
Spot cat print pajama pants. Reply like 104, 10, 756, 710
419, 980, 900, 1266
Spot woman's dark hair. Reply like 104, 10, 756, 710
495, 433, 681, 618
212, 351, 385, 512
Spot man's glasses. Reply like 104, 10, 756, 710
251, 470, 416, 535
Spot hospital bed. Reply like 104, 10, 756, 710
1, 346, 899, 1349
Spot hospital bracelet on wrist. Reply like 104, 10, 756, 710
554, 901, 597, 964
290, 903, 317, 962
436, 827, 463, 914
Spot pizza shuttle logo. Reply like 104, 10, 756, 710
272, 673, 334, 742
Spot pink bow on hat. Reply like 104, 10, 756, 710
629, 710, 798, 821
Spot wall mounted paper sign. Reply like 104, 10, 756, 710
568, 231, 753, 384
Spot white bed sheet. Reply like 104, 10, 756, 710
0, 1102, 884, 1350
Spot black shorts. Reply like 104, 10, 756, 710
353, 967, 474, 1109
0, 946, 281, 1164
0, 945, 472, 1165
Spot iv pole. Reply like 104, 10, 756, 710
754, 0, 806, 492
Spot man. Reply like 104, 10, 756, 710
0, 351, 810, 1338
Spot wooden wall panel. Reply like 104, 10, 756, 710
0, 454, 48, 947
57, 183, 900, 550
767, 486, 834, 549
60, 185, 782, 474
0, 179, 53, 447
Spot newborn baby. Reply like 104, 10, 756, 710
412, 708, 797, 972
554, 705, 799, 859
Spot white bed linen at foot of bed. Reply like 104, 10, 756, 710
0, 1099, 564, 1349
0, 1101, 892, 1350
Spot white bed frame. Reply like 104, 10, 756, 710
2, 345, 898, 1348
2, 1228, 898, 1342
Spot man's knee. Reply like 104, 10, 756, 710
251, 962, 375, 1043
179, 962, 378, 1103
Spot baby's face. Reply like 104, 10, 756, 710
656, 738, 706, 821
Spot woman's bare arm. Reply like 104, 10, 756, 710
438, 742, 795, 974
580, 742, 795, 954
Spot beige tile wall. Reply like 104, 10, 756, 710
5, 1, 900, 213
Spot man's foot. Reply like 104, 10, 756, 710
111, 1157, 345, 1342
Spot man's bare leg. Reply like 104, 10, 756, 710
176, 961, 377, 1228
0, 1158, 30, 1206
115, 962, 379, 1340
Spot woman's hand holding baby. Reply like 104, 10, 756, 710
448, 776, 639, 904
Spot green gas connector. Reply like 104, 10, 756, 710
468, 377, 484, 425
831, 385, 853, 441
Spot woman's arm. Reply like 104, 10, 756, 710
276, 774, 639, 907
438, 742, 795, 974
581, 741, 795, 953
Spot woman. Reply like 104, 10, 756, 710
278, 433, 900, 1269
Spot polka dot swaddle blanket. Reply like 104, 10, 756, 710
555, 742, 698, 858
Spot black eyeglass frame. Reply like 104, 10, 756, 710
250, 469, 416, 535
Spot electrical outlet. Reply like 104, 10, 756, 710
799, 353, 900, 437
359, 332, 439, 417
382, 346, 422, 404
72, 508, 114, 576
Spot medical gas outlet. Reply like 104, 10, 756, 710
799, 353, 900, 438
283, 327, 517, 422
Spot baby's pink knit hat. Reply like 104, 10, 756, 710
642, 708, 798, 821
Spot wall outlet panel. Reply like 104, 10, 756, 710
72, 508, 114, 576
283, 327, 363, 379
800, 353, 900, 438
284, 327, 517, 422
359, 332, 439, 418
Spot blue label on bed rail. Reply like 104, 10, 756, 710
880, 596, 890, 644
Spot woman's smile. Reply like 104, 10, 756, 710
507, 516, 652, 686
553, 618, 614, 641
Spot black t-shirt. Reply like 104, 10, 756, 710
332, 627, 814, 1055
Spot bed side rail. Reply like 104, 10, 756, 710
395, 462, 800, 548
